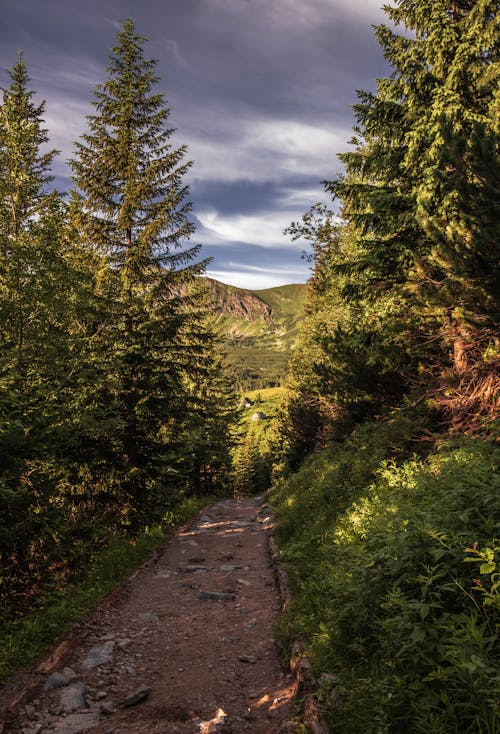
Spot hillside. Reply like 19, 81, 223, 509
205, 278, 308, 391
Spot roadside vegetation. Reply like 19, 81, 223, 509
268, 1, 499, 731
272, 417, 499, 732
0, 496, 211, 685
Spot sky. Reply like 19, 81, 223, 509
0, 0, 391, 290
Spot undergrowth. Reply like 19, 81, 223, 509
0, 495, 212, 685
270, 415, 499, 733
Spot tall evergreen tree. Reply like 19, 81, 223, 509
70, 19, 208, 519
283, 0, 499, 458
0, 54, 60, 376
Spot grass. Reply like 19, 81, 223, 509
0, 495, 213, 685
270, 415, 499, 733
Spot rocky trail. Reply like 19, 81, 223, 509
2, 498, 298, 734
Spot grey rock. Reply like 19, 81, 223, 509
116, 638, 132, 650
179, 565, 207, 573
197, 590, 236, 602
138, 612, 158, 623
52, 712, 99, 734
239, 655, 257, 664
22, 726, 43, 734
119, 684, 151, 707
44, 671, 70, 691
188, 556, 206, 563
81, 642, 115, 670
24, 704, 36, 716
219, 564, 241, 572
62, 667, 79, 681
60, 682, 87, 713
100, 701, 117, 715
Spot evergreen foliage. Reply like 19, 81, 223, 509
0, 23, 236, 622
273, 2, 499, 730
279, 0, 499, 466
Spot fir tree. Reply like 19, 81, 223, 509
70, 19, 208, 517
0, 54, 60, 374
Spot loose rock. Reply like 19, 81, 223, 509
197, 590, 236, 602
60, 682, 87, 713
119, 684, 151, 707
43, 671, 70, 692
81, 642, 115, 670
52, 712, 99, 734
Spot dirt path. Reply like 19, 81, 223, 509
4, 498, 297, 734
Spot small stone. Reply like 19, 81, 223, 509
63, 667, 79, 681
52, 712, 99, 734
179, 565, 208, 574
239, 655, 257, 664
96, 691, 108, 700
198, 590, 236, 602
100, 701, 117, 715
60, 681, 87, 713
119, 684, 151, 707
81, 642, 115, 670
24, 704, 36, 716
188, 556, 206, 563
44, 671, 70, 691
219, 564, 241, 572
237, 578, 250, 586
139, 612, 158, 622
117, 638, 132, 650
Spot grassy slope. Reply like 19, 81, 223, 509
216, 282, 308, 392
270, 416, 499, 733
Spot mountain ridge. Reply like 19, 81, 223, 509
203, 277, 308, 391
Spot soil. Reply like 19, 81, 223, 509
2, 498, 298, 734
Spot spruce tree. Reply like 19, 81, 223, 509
0, 54, 60, 375
70, 19, 208, 518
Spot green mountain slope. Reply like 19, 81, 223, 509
205, 278, 308, 391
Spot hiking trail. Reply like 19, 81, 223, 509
3, 498, 297, 734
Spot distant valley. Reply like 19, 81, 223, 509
204, 278, 308, 391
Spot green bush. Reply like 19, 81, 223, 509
271, 418, 499, 733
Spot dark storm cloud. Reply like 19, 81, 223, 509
1, 0, 390, 288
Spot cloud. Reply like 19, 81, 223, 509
206, 266, 309, 291
185, 118, 348, 185
1, 0, 391, 289
197, 209, 307, 249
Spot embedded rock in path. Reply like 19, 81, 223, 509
197, 590, 236, 602
179, 565, 208, 574
119, 684, 151, 707
81, 642, 115, 670
219, 564, 241, 572
60, 681, 87, 713
100, 701, 117, 715
43, 671, 70, 692
52, 712, 99, 734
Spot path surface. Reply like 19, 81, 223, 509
5, 499, 296, 734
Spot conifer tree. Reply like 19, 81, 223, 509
284, 0, 499, 453
70, 19, 208, 517
0, 54, 60, 376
